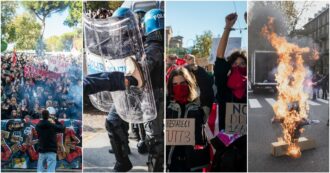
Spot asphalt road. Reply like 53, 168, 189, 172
82, 114, 148, 172
248, 90, 329, 172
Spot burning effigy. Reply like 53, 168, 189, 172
261, 17, 318, 158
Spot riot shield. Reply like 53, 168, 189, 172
84, 14, 157, 123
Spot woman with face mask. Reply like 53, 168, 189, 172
211, 13, 247, 172
166, 67, 210, 172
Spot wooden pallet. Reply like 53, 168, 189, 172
271, 137, 316, 156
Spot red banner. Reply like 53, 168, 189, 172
24, 65, 61, 79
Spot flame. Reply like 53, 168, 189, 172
287, 144, 302, 158
261, 17, 316, 158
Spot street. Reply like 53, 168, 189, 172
83, 113, 148, 172
248, 90, 329, 172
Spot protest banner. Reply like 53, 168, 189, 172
1, 119, 82, 169
47, 56, 71, 73
166, 118, 195, 146
24, 65, 61, 79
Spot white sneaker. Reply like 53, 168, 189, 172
125, 56, 145, 88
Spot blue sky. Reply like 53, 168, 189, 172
166, 1, 247, 48
17, 3, 74, 39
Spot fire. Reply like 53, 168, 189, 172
261, 17, 317, 158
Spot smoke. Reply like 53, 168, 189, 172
248, 1, 323, 81
248, 1, 288, 55
1, 51, 83, 122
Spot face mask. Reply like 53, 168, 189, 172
172, 84, 189, 104
227, 66, 247, 99
231, 66, 247, 76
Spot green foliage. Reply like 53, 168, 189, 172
1, 1, 18, 40
85, 1, 123, 11
45, 36, 61, 52
22, 1, 69, 39
64, 1, 82, 27
191, 30, 213, 58
7, 13, 42, 50
45, 29, 82, 52
22, 1, 69, 20
167, 47, 188, 58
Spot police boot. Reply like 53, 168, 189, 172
108, 143, 131, 154
109, 134, 132, 172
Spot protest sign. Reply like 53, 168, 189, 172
225, 103, 247, 135
166, 118, 195, 146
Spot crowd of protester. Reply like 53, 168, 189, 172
1, 52, 82, 121
85, 8, 114, 19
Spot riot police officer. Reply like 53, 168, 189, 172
139, 9, 164, 172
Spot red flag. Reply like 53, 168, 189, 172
12, 48, 17, 66
204, 102, 220, 171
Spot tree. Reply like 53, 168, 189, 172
22, 1, 69, 40
45, 36, 62, 52
1, 1, 18, 40
191, 31, 213, 58
45, 29, 82, 52
7, 13, 42, 50
64, 1, 82, 27
167, 47, 188, 58
85, 1, 123, 12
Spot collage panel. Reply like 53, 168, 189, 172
1, 1, 83, 172
82, 1, 164, 172
165, 1, 247, 172
248, 1, 329, 172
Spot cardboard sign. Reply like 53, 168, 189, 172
166, 118, 195, 146
225, 103, 247, 135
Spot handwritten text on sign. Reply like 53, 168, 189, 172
225, 103, 247, 135
166, 118, 195, 146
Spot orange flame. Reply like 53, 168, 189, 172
261, 17, 312, 158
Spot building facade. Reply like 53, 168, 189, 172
303, 5, 329, 75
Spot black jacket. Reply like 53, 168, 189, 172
212, 58, 247, 172
36, 119, 65, 153
214, 58, 246, 130
144, 40, 164, 90
166, 100, 210, 171
187, 65, 214, 108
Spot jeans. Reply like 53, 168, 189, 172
37, 152, 57, 173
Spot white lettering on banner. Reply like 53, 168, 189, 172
86, 52, 105, 74
225, 103, 247, 135
86, 52, 127, 74
166, 118, 195, 146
